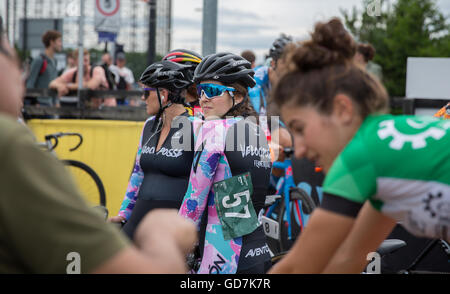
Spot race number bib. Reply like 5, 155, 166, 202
214, 173, 259, 240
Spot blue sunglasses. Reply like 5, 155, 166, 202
197, 83, 235, 99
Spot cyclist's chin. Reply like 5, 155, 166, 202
203, 108, 223, 119
146, 105, 158, 116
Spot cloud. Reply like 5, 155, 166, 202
218, 7, 263, 21
218, 22, 273, 34
172, 17, 201, 29
217, 34, 276, 51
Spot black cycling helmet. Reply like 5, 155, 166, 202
140, 61, 192, 130
269, 34, 293, 61
140, 60, 192, 94
194, 52, 256, 88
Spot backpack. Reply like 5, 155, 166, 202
39, 54, 48, 75
117, 75, 127, 90
100, 63, 118, 90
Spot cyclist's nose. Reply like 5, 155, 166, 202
294, 137, 307, 159
199, 92, 208, 102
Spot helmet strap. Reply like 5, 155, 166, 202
221, 92, 246, 119
152, 88, 173, 132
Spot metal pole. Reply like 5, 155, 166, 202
77, 0, 85, 96
23, 0, 27, 51
5, 0, 9, 39
148, 0, 157, 65
202, 0, 217, 56
167, 0, 172, 52
12, 0, 16, 46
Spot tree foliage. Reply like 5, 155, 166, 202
341, 0, 450, 97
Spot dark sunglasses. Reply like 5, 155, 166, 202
196, 83, 235, 99
142, 87, 157, 99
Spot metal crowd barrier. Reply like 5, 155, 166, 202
23, 89, 449, 120
23, 88, 148, 121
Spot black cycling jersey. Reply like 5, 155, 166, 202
192, 118, 272, 273
122, 112, 194, 239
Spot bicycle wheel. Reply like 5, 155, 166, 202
278, 200, 302, 252
278, 187, 317, 251
63, 160, 106, 207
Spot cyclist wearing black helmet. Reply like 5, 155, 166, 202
163, 49, 203, 117
249, 34, 293, 116
110, 60, 195, 240
179, 52, 272, 274
248, 34, 296, 193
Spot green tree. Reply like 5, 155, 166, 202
125, 52, 163, 83
341, 0, 450, 97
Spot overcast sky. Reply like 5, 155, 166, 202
172, 0, 450, 64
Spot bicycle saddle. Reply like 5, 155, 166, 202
283, 148, 294, 157
265, 195, 282, 207
376, 239, 407, 256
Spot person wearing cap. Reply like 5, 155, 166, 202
109, 52, 136, 105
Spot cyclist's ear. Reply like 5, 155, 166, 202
234, 93, 244, 104
332, 93, 358, 125
160, 88, 169, 103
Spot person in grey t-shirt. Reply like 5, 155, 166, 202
26, 30, 62, 107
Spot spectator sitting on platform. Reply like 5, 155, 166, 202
101, 52, 113, 67
26, 30, 62, 107
49, 49, 117, 108
109, 52, 136, 106
58, 51, 76, 76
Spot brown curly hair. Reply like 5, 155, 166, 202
42, 30, 61, 48
273, 17, 389, 119
224, 82, 258, 119
357, 43, 376, 62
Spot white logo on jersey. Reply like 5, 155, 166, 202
377, 119, 446, 150
245, 245, 270, 258
142, 146, 183, 158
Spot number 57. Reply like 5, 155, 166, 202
222, 190, 251, 219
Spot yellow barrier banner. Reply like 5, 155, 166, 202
28, 119, 145, 217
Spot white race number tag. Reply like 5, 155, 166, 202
261, 216, 279, 240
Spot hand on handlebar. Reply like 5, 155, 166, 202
108, 215, 127, 228
108, 215, 126, 223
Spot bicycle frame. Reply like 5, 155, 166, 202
265, 158, 305, 241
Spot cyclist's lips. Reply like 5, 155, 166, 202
308, 155, 320, 165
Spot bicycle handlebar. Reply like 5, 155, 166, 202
44, 132, 83, 152
272, 161, 287, 169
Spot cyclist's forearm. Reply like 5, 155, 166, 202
179, 152, 221, 224
270, 208, 354, 273
322, 253, 367, 274
119, 171, 143, 219
323, 202, 397, 273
